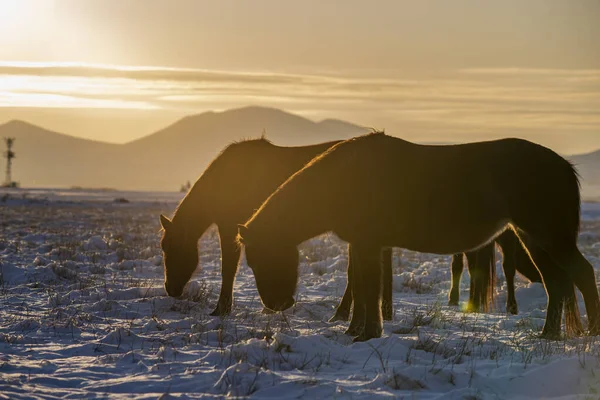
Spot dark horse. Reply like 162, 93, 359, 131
449, 229, 544, 314
159, 137, 391, 320
238, 132, 597, 341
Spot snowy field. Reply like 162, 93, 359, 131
1, 188, 600, 399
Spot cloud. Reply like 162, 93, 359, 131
0, 91, 159, 109
460, 67, 600, 76
0, 61, 327, 86
0, 61, 598, 144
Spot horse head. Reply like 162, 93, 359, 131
160, 214, 199, 297
237, 225, 298, 311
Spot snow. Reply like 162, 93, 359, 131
1, 188, 600, 399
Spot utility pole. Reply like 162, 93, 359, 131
4, 137, 15, 187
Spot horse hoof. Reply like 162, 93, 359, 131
383, 314, 393, 322
345, 326, 364, 337
352, 330, 382, 342
209, 307, 231, 317
448, 299, 459, 307
352, 335, 368, 343
506, 305, 518, 315
539, 331, 562, 341
328, 312, 350, 323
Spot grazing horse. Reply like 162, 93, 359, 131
238, 132, 597, 341
159, 137, 391, 320
448, 229, 544, 314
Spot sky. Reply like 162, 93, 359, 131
0, 0, 599, 154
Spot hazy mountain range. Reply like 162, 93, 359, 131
0, 106, 366, 191
1, 106, 599, 199
571, 149, 600, 200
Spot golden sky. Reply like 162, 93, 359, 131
0, 0, 599, 154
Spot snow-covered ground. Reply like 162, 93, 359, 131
1, 188, 600, 399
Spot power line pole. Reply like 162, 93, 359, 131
4, 137, 15, 186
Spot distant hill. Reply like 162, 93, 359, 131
0, 106, 367, 191
569, 150, 600, 201
0, 120, 118, 188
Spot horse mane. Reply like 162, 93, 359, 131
172, 136, 273, 221
213, 136, 273, 162
238, 131, 387, 244
299, 131, 385, 172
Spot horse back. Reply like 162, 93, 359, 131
321, 135, 579, 250
206, 139, 341, 224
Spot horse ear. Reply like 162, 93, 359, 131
237, 224, 249, 245
160, 214, 173, 230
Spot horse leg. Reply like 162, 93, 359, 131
448, 254, 464, 306
329, 244, 353, 322
539, 276, 568, 340
352, 243, 383, 342
337, 246, 392, 324
345, 244, 365, 336
517, 234, 573, 339
382, 247, 393, 321
504, 257, 518, 315
210, 228, 241, 316
497, 232, 519, 314
546, 245, 600, 335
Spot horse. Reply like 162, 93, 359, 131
238, 132, 597, 342
159, 136, 391, 320
448, 229, 544, 314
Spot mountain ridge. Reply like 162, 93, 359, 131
0, 106, 367, 190
1, 106, 598, 198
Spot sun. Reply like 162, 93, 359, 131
0, 0, 32, 31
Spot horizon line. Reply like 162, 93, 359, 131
0, 105, 597, 157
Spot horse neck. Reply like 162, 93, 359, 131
254, 205, 329, 247
248, 167, 333, 247
172, 188, 214, 241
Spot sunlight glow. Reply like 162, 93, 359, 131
0, 1, 31, 32
0, 0, 55, 56
0, 91, 159, 110
0, 61, 598, 153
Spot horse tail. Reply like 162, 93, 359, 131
567, 160, 582, 237
561, 160, 585, 337
501, 230, 542, 283
486, 243, 497, 312
564, 282, 584, 337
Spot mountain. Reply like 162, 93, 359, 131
0, 120, 119, 188
0, 107, 367, 191
569, 150, 600, 200
125, 106, 365, 155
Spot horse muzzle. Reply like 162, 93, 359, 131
264, 297, 295, 312
164, 282, 183, 298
